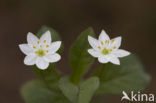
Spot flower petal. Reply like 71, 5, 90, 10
24, 55, 37, 65
98, 30, 110, 42
106, 54, 120, 65
27, 32, 39, 46
112, 49, 130, 57
19, 44, 33, 55
48, 41, 61, 54
44, 53, 61, 63
40, 31, 51, 44
98, 56, 109, 63
88, 36, 100, 51
88, 49, 100, 57
36, 57, 49, 70
109, 36, 122, 49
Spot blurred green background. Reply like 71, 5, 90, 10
0, 0, 155, 103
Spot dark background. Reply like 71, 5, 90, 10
0, 0, 156, 103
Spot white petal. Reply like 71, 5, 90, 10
88, 36, 100, 51
36, 57, 49, 70
40, 31, 51, 44
19, 44, 33, 55
24, 55, 37, 65
106, 54, 120, 65
27, 32, 39, 45
48, 41, 61, 54
112, 49, 130, 57
98, 30, 110, 41
98, 56, 109, 63
109, 36, 122, 49
88, 49, 100, 57
44, 53, 61, 63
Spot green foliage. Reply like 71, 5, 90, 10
21, 27, 151, 103
93, 54, 151, 94
59, 77, 99, 103
70, 28, 95, 85
78, 77, 100, 103
59, 77, 78, 103
21, 80, 70, 103
37, 26, 61, 41
33, 64, 60, 89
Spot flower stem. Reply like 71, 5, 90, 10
33, 64, 61, 87
92, 64, 105, 82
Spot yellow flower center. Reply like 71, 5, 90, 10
102, 48, 109, 55
35, 49, 45, 57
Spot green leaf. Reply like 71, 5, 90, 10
37, 26, 61, 41
78, 77, 100, 103
59, 77, 78, 102
21, 80, 70, 103
33, 64, 60, 89
70, 27, 95, 85
94, 54, 151, 94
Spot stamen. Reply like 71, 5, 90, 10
101, 41, 104, 45
111, 40, 114, 43
46, 45, 49, 48
110, 49, 112, 52
46, 50, 49, 53
33, 46, 36, 49
37, 41, 40, 44
105, 40, 107, 44
113, 46, 116, 49
98, 46, 101, 49
44, 40, 46, 43
35, 51, 38, 54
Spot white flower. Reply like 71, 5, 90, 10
19, 31, 61, 70
88, 30, 130, 65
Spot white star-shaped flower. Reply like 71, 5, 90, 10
88, 30, 130, 65
19, 31, 61, 70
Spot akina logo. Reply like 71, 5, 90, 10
121, 91, 155, 102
